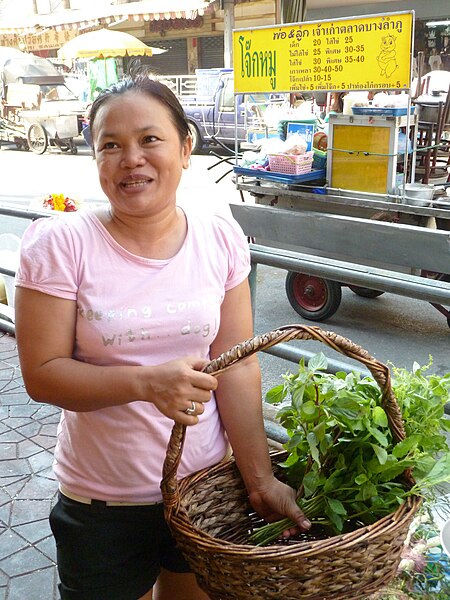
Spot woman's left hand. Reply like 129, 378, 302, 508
248, 477, 311, 538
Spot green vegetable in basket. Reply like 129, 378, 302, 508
250, 355, 450, 546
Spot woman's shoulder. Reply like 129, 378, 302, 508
185, 205, 247, 241
184, 206, 250, 282
21, 209, 95, 245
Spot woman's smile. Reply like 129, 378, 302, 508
120, 174, 154, 192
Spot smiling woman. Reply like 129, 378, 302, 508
92, 89, 191, 243
14, 71, 309, 600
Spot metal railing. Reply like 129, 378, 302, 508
155, 74, 216, 104
156, 74, 198, 98
1, 203, 448, 434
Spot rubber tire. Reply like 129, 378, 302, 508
27, 123, 48, 155
188, 122, 202, 154
285, 271, 342, 321
16, 141, 29, 151
438, 274, 450, 329
348, 285, 385, 299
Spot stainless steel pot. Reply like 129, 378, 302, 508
414, 91, 448, 123
402, 183, 434, 207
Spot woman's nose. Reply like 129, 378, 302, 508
120, 144, 146, 168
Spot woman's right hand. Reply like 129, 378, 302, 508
142, 357, 218, 424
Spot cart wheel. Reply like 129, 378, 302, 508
437, 275, 450, 329
27, 123, 48, 155
348, 285, 385, 299
285, 271, 342, 321
70, 144, 78, 155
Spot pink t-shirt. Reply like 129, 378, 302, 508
16, 207, 251, 502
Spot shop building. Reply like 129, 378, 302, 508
0, 1, 449, 74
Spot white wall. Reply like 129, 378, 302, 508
0, 0, 34, 19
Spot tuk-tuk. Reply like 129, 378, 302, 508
0, 53, 86, 154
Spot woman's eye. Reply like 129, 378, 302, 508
143, 135, 158, 144
103, 141, 118, 149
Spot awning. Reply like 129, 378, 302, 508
0, 0, 210, 35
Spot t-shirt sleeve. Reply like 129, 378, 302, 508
214, 211, 251, 291
16, 216, 78, 300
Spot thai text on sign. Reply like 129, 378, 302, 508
0, 29, 77, 52
233, 12, 414, 93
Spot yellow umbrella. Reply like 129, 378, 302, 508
57, 28, 160, 60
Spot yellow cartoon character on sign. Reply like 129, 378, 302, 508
377, 35, 398, 78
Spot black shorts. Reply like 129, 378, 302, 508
50, 492, 191, 600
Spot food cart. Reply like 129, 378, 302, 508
231, 11, 450, 326
0, 54, 85, 154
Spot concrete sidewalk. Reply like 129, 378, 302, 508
0, 331, 59, 600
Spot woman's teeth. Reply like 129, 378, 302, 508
123, 180, 148, 188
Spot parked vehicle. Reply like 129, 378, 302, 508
159, 69, 282, 153
0, 53, 86, 154
80, 68, 285, 153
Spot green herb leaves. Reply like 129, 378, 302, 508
250, 355, 450, 546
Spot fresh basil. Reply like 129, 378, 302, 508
250, 356, 450, 546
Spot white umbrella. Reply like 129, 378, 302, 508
57, 28, 165, 60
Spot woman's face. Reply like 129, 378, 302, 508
93, 91, 191, 218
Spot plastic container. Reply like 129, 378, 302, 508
343, 96, 357, 116
233, 165, 326, 184
441, 519, 450, 557
352, 106, 416, 117
343, 92, 370, 115
313, 148, 327, 170
0, 234, 21, 307
268, 151, 313, 175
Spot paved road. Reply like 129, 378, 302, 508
254, 264, 450, 397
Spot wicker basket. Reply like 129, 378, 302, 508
161, 324, 421, 600
268, 152, 313, 174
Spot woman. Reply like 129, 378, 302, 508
15, 74, 309, 600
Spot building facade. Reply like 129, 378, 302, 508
0, 0, 449, 74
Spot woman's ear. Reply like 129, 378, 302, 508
182, 135, 193, 169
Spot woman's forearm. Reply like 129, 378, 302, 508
214, 357, 275, 492
21, 355, 216, 415
22, 357, 144, 411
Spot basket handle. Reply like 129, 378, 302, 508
161, 324, 405, 512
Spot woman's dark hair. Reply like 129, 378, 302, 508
89, 70, 190, 147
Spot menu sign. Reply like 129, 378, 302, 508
233, 12, 414, 93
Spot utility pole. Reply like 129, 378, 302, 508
275, 0, 281, 24
222, 0, 235, 69
278, 0, 306, 24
